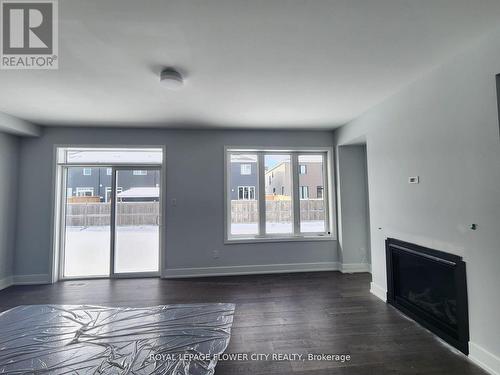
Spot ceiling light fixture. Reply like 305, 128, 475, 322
160, 67, 183, 89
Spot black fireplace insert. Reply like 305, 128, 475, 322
386, 238, 469, 354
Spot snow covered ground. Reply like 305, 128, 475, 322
64, 221, 326, 277
64, 226, 159, 277
230, 221, 325, 235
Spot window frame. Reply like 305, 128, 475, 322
224, 146, 335, 243
52, 145, 166, 283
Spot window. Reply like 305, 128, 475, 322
317, 186, 323, 199
238, 186, 255, 200
299, 154, 326, 233
226, 148, 332, 241
133, 170, 147, 176
83, 168, 92, 176
300, 186, 309, 199
57, 147, 163, 164
240, 164, 252, 175
76, 187, 94, 197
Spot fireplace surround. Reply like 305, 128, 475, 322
386, 238, 469, 354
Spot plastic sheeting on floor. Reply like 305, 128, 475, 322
0, 303, 235, 374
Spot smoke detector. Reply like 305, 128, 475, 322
160, 68, 183, 89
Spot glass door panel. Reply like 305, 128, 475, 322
113, 168, 161, 274
63, 166, 111, 278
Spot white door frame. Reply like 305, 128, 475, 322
54, 160, 165, 281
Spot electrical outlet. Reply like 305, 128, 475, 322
212, 250, 220, 259
408, 176, 419, 184
171, 198, 177, 207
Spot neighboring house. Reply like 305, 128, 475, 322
229, 154, 324, 201
67, 167, 160, 202
265, 156, 324, 199
265, 160, 292, 198
229, 154, 258, 200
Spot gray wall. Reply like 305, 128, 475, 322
336, 145, 370, 269
0, 132, 19, 286
15, 128, 338, 279
334, 26, 500, 368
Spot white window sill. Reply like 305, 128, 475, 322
225, 235, 335, 245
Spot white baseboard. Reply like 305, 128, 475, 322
370, 282, 387, 302
469, 342, 500, 375
164, 262, 340, 278
340, 263, 371, 273
0, 275, 13, 290
12, 274, 51, 285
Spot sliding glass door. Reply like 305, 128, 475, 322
60, 163, 162, 279
112, 168, 161, 275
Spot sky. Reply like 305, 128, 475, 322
265, 154, 290, 169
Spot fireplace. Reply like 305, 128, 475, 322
386, 238, 469, 354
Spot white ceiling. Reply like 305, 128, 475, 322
2, 0, 500, 129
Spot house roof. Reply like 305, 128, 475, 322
117, 187, 159, 198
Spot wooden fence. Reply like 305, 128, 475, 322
66, 202, 160, 226
231, 199, 325, 223
66, 200, 324, 226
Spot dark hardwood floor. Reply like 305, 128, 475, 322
0, 272, 486, 374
